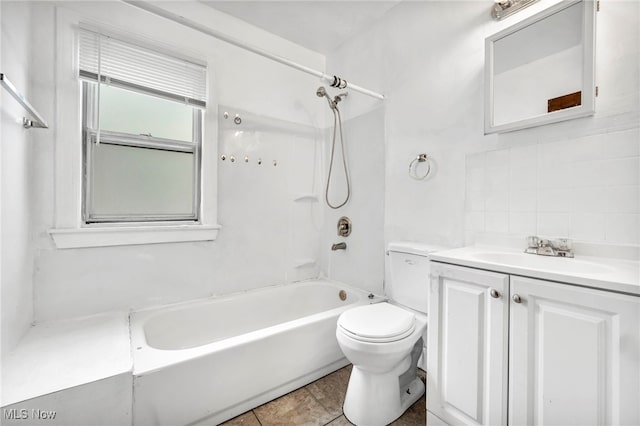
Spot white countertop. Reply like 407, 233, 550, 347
430, 246, 640, 296
1, 311, 132, 407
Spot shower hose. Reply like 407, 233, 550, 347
325, 107, 350, 209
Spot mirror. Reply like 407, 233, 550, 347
485, 0, 596, 134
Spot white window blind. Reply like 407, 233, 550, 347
79, 29, 207, 107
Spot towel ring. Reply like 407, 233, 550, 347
409, 153, 432, 180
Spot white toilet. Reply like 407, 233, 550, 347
336, 242, 443, 426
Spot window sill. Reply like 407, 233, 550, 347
49, 224, 221, 249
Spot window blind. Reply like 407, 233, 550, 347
79, 29, 207, 108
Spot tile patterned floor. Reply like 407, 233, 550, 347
221, 365, 426, 426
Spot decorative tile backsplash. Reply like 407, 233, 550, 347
465, 127, 640, 245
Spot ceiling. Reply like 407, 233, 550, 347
200, 1, 402, 55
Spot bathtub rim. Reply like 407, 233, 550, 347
130, 279, 383, 375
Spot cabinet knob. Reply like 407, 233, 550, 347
512, 294, 522, 303
490, 288, 500, 298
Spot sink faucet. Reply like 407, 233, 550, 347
525, 236, 574, 258
331, 242, 347, 251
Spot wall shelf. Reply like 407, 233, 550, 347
293, 194, 319, 203
293, 258, 317, 268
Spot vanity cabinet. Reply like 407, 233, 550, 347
508, 275, 640, 425
426, 263, 509, 425
427, 262, 640, 426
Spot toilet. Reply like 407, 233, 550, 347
336, 241, 443, 426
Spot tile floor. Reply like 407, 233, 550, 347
221, 365, 426, 426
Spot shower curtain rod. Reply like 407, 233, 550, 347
122, 1, 385, 101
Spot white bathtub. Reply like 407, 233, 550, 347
130, 279, 380, 425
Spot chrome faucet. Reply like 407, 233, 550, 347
525, 236, 574, 258
331, 242, 347, 251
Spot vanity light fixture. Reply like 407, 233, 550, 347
491, 0, 539, 20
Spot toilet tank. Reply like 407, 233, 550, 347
386, 242, 447, 313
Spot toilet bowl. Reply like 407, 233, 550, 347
337, 303, 427, 425
335, 242, 444, 426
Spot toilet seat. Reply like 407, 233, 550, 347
338, 303, 416, 343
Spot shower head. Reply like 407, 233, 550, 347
316, 86, 335, 109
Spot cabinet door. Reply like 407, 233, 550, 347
509, 276, 640, 426
428, 262, 509, 426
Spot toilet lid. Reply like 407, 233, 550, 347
338, 303, 416, 343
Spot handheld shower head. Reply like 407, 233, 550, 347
316, 86, 335, 109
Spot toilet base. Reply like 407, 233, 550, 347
343, 369, 425, 426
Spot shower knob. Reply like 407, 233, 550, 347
234, 114, 241, 125
337, 216, 352, 237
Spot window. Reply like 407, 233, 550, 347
79, 29, 207, 224
49, 14, 219, 248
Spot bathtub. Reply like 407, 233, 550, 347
130, 279, 380, 425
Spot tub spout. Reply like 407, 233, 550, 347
331, 242, 347, 251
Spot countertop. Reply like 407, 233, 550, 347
430, 246, 640, 296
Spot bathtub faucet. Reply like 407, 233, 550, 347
331, 242, 347, 251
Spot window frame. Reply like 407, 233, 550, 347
81, 81, 203, 224
49, 8, 220, 249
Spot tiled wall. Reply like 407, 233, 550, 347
465, 127, 640, 245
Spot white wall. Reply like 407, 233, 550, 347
1, 2, 35, 355
327, 0, 639, 252
466, 127, 639, 245
15, 1, 330, 321
217, 107, 324, 284
7, 0, 638, 328
321, 105, 386, 294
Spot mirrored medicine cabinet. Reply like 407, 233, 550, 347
484, 0, 597, 134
